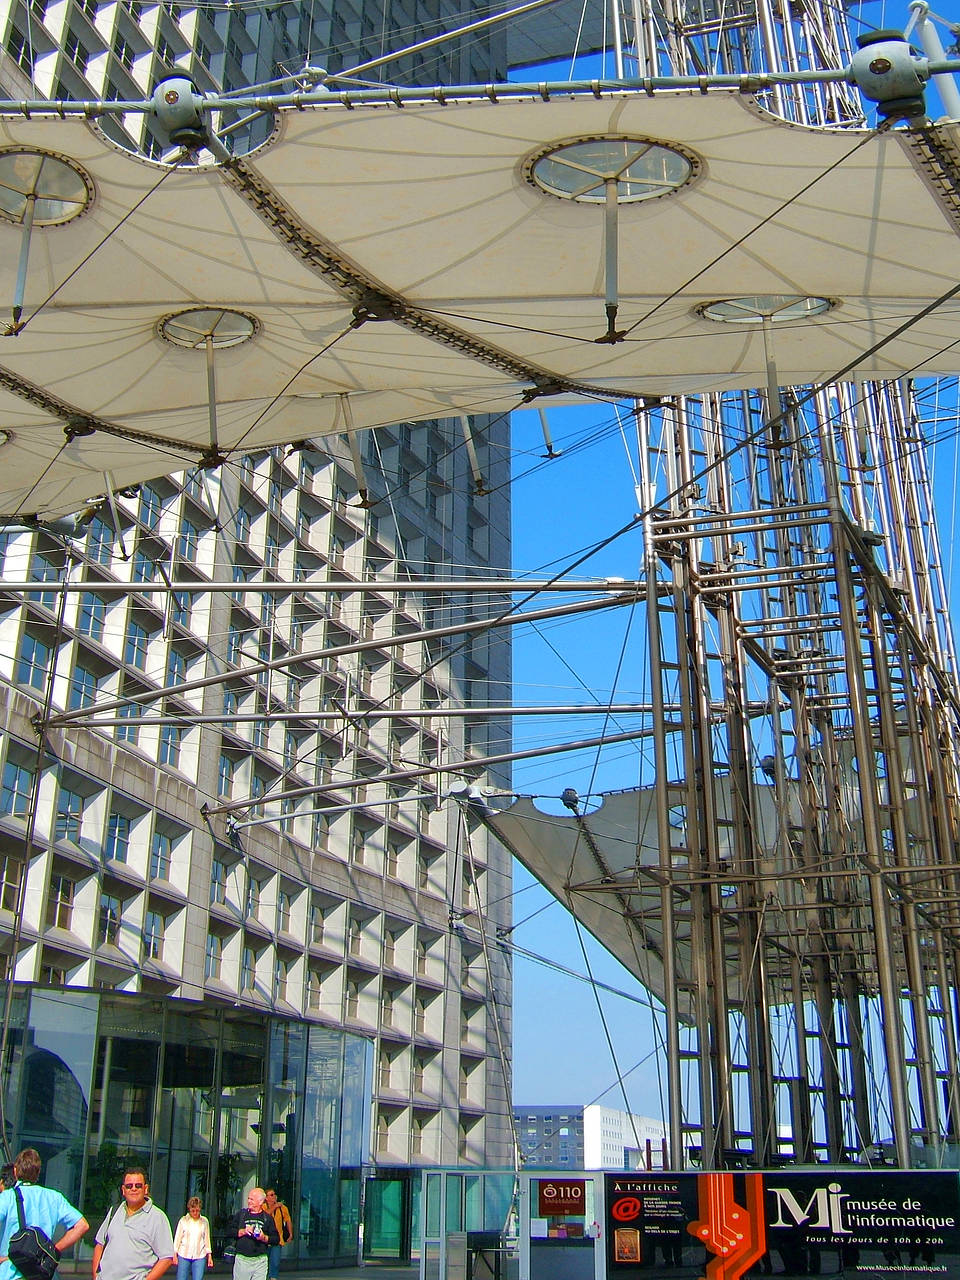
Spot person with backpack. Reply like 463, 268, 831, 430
0, 1148, 89, 1280
261, 1192, 292, 1280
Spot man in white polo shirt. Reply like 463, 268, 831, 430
92, 1168, 174, 1280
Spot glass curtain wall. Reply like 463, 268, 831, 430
0, 989, 372, 1267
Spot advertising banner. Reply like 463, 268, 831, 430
605, 1170, 960, 1278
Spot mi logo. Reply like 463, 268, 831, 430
767, 1184, 851, 1235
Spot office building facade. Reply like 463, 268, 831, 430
0, 2, 514, 1257
0, 409, 514, 1260
515, 1105, 668, 1171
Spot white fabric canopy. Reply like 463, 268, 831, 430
483, 787, 801, 1020
1, 91, 958, 516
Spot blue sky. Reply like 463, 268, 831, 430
505, 404, 669, 1115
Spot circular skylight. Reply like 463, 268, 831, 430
0, 149, 93, 225
699, 295, 834, 323
525, 136, 696, 203
158, 308, 259, 349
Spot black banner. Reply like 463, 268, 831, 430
604, 1170, 960, 1278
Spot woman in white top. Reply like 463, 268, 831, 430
173, 1196, 213, 1280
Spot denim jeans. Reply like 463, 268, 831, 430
177, 1257, 206, 1280
267, 1244, 282, 1278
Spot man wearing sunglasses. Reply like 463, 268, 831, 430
92, 1170, 174, 1280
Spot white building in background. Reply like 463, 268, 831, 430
515, 1104, 668, 1170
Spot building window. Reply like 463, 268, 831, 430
87, 517, 113, 564
143, 909, 164, 959
139, 485, 161, 531
64, 29, 90, 71
8, 26, 35, 74
177, 519, 198, 560
0, 856, 23, 913
307, 969, 321, 1010
245, 877, 261, 919
105, 811, 131, 862
222, 689, 238, 730
195, 37, 210, 66
204, 932, 222, 980
276, 890, 292, 934
234, 507, 250, 543
117, 702, 140, 743
150, 830, 172, 879
28, 558, 63, 612
113, 31, 134, 69
70, 663, 100, 710
17, 633, 51, 692
241, 946, 255, 990
123, 620, 148, 669
55, 787, 84, 843
309, 900, 325, 945
227, 626, 242, 664
171, 592, 191, 627
274, 959, 288, 1002
98, 893, 121, 947
45, 874, 74, 930
77, 592, 106, 641
217, 755, 233, 797
210, 859, 227, 905
2, 760, 34, 818
345, 979, 360, 1018
132, 548, 155, 582
265, 534, 279, 572
167, 649, 186, 685
158, 724, 181, 766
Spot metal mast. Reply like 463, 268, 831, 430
612, 0, 960, 1169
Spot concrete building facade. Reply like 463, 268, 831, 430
0, 1, 515, 1260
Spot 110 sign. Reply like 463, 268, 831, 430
538, 1180, 587, 1217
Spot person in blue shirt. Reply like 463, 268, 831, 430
0, 1148, 89, 1280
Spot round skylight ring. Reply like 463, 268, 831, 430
524, 135, 698, 204
0, 148, 94, 226
699, 295, 835, 324
157, 307, 260, 349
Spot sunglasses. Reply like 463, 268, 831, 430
123, 1183, 146, 1190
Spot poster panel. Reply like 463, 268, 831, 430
605, 1169, 960, 1278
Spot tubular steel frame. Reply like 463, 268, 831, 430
573, 0, 960, 1171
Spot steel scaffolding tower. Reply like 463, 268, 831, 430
562, 0, 960, 1169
